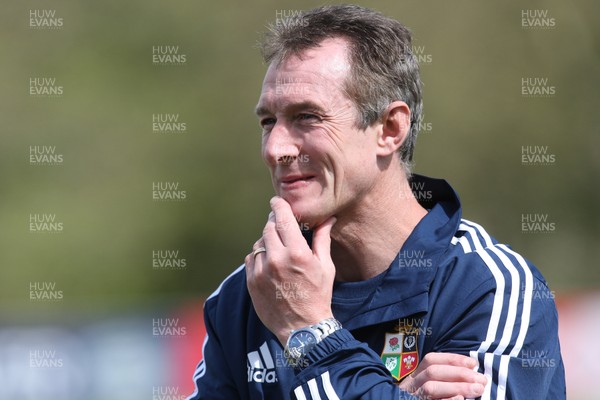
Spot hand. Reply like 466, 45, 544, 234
245, 196, 337, 345
399, 353, 487, 400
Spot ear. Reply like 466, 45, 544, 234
375, 101, 411, 157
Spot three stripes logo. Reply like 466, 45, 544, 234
247, 341, 278, 384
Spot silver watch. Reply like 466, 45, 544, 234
284, 318, 342, 368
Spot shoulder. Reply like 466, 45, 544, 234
423, 218, 559, 351
443, 218, 549, 291
204, 265, 249, 318
428, 217, 556, 326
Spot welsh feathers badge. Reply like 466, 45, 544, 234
381, 328, 419, 381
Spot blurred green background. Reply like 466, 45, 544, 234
1, 0, 599, 314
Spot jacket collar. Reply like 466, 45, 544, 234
334, 174, 462, 330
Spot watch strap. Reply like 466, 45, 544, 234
285, 318, 342, 368
310, 317, 342, 341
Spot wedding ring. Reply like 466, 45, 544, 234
252, 247, 267, 258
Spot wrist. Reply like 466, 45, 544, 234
284, 317, 342, 369
277, 313, 335, 345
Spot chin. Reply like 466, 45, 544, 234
283, 197, 329, 229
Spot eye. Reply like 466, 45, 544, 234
297, 113, 321, 122
260, 117, 276, 130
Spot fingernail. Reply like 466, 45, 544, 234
268, 211, 274, 220
471, 383, 484, 394
465, 358, 477, 368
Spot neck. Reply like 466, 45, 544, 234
330, 171, 427, 282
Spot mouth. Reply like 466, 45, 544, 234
279, 174, 316, 190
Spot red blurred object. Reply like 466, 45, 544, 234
170, 299, 206, 395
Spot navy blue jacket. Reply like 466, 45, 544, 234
187, 175, 565, 400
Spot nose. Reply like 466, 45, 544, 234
262, 122, 300, 166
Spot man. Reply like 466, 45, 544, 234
187, 5, 565, 399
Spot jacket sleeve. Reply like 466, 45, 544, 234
431, 243, 566, 399
186, 300, 240, 400
289, 329, 418, 400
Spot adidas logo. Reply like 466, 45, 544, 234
247, 341, 278, 384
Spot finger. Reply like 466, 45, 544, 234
398, 374, 417, 393
252, 238, 266, 252
263, 210, 287, 254
270, 196, 304, 246
418, 381, 485, 399
246, 239, 266, 277
245, 252, 254, 275
411, 365, 487, 392
312, 216, 336, 261
245, 249, 257, 290
418, 352, 478, 371
252, 247, 266, 277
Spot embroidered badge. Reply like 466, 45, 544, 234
381, 321, 419, 381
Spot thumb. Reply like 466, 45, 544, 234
312, 216, 336, 261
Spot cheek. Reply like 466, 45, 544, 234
333, 147, 377, 196
306, 128, 347, 167
304, 123, 373, 184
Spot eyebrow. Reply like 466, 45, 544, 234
254, 100, 326, 117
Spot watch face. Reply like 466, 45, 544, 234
289, 330, 317, 357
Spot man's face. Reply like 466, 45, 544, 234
255, 38, 381, 227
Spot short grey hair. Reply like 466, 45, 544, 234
260, 4, 423, 171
